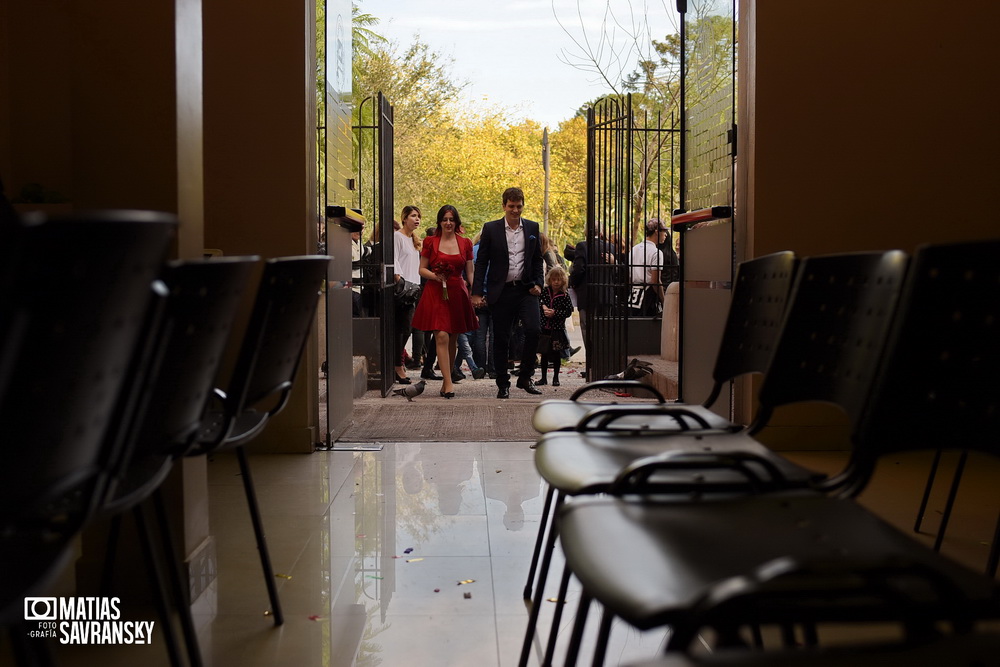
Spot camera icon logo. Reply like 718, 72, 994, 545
24, 597, 58, 621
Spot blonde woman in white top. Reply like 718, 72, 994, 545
393, 205, 423, 383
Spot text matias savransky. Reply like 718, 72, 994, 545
24, 596, 155, 645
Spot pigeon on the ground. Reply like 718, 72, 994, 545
392, 379, 426, 401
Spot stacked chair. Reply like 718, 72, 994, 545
524, 240, 1000, 665
100, 256, 260, 667
520, 249, 910, 666
1, 208, 331, 667
1, 210, 177, 665
522, 252, 801, 605
185, 255, 331, 628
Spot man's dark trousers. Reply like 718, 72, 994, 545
491, 282, 540, 389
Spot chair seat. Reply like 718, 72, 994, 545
533, 400, 735, 434
535, 431, 822, 496
625, 632, 1000, 667
558, 493, 1000, 630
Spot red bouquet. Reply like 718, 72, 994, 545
431, 261, 452, 301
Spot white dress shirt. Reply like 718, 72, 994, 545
504, 218, 525, 283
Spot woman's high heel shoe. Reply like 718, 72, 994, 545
440, 390, 455, 399
395, 374, 411, 384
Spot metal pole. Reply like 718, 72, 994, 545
542, 127, 550, 234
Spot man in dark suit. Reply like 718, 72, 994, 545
472, 187, 545, 398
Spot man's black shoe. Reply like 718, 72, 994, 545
451, 370, 464, 383
516, 378, 543, 395
421, 371, 443, 380
497, 386, 511, 399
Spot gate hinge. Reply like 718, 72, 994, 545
727, 124, 737, 157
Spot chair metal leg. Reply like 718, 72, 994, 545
914, 449, 944, 532
133, 504, 185, 667
101, 514, 124, 595
236, 445, 284, 626
524, 484, 556, 599
542, 563, 574, 667
564, 592, 593, 667
987, 509, 1000, 577
519, 492, 564, 667
591, 608, 613, 667
152, 488, 204, 667
933, 450, 968, 552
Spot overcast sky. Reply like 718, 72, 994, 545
359, 0, 679, 129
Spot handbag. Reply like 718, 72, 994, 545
394, 278, 422, 305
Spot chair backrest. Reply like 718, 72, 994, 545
105, 257, 260, 508
705, 251, 798, 407
854, 240, 1000, 478
225, 255, 330, 417
752, 250, 909, 433
0, 210, 175, 523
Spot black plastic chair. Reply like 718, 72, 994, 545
0, 210, 175, 662
519, 250, 908, 667
100, 257, 259, 667
531, 251, 799, 434
187, 255, 330, 627
554, 240, 1000, 664
521, 252, 798, 606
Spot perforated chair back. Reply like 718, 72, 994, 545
854, 240, 1000, 477
105, 257, 259, 511
230, 255, 329, 410
196, 255, 330, 450
705, 251, 798, 407
752, 250, 909, 434
0, 210, 175, 523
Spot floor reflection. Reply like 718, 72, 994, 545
43, 446, 1000, 667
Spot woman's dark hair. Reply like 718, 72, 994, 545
435, 205, 464, 235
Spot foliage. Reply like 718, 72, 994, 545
352, 35, 590, 250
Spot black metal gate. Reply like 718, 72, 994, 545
585, 95, 679, 381
354, 92, 396, 397
675, 0, 737, 407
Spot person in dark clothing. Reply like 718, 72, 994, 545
472, 187, 545, 399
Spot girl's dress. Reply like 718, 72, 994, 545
411, 235, 479, 334
539, 286, 574, 351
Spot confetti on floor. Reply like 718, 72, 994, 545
404, 547, 414, 554
406, 558, 424, 563
463, 592, 472, 599
457, 579, 475, 585
274, 573, 292, 580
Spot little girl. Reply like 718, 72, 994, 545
537, 265, 574, 386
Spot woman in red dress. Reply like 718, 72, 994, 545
411, 205, 479, 398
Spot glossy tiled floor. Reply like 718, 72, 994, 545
40, 445, 1000, 666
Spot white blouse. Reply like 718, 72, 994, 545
394, 230, 421, 283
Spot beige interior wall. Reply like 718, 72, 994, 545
741, 0, 1000, 448
2, 0, 73, 202
203, 0, 320, 453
